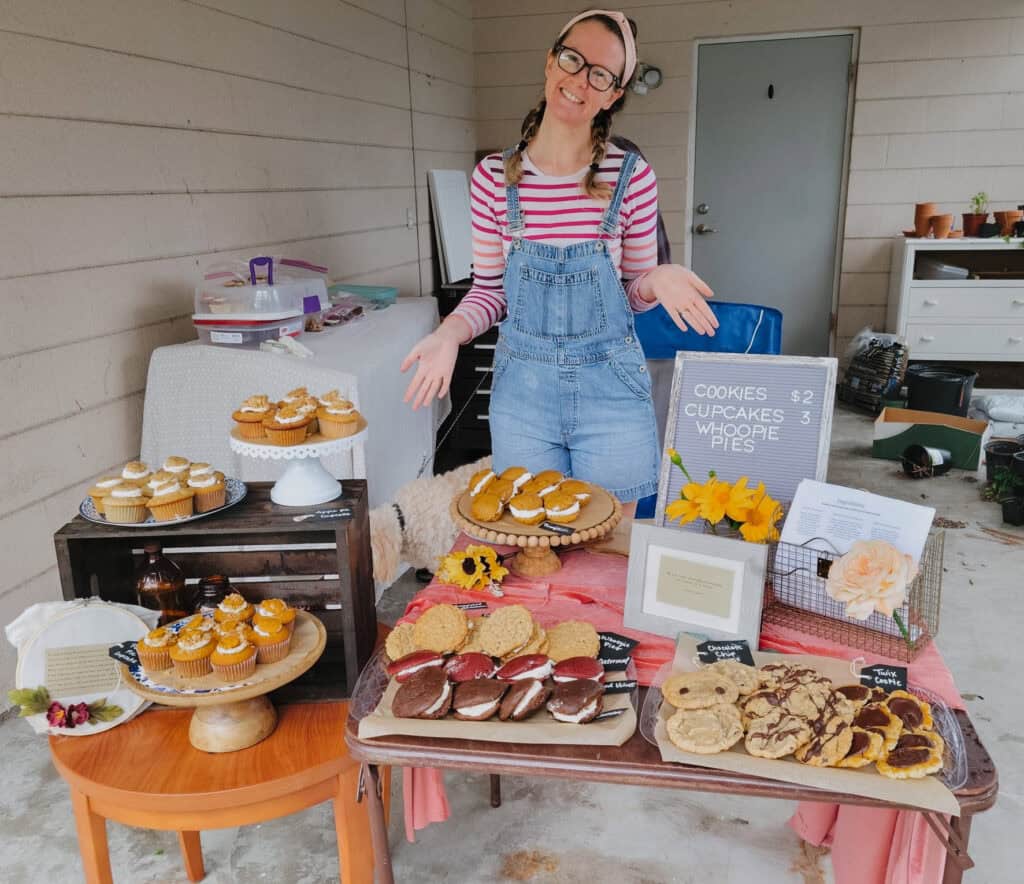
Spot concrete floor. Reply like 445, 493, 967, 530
1, 404, 1019, 883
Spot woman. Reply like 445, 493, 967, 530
402, 9, 716, 513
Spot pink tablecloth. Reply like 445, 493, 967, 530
395, 536, 964, 884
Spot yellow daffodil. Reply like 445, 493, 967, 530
739, 492, 783, 544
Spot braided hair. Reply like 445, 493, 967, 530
503, 13, 636, 202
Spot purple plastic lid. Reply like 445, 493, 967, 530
303, 295, 322, 314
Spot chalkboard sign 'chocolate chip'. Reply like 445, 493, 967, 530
697, 639, 756, 667
858, 664, 908, 693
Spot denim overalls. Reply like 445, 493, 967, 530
488, 148, 660, 502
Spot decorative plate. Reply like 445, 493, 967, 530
78, 477, 247, 527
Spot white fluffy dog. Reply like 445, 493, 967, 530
369, 455, 492, 586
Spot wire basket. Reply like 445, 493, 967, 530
761, 532, 943, 661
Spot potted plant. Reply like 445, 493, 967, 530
991, 466, 1024, 526
963, 192, 989, 237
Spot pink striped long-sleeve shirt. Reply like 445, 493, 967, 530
451, 144, 659, 339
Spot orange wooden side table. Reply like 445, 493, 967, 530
49, 702, 390, 884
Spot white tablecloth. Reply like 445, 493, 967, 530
140, 298, 444, 508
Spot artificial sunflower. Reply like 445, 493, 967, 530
436, 545, 509, 593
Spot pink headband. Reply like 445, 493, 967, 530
557, 9, 637, 85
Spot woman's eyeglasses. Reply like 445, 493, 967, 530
554, 45, 621, 93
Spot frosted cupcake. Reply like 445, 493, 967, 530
103, 485, 150, 523
250, 616, 292, 664
169, 629, 215, 678
232, 394, 274, 440
146, 481, 195, 522
297, 396, 321, 436
262, 405, 312, 445
180, 614, 216, 635
316, 398, 361, 439
135, 627, 176, 673
187, 467, 226, 513
210, 633, 257, 682
278, 387, 309, 408
254, 598, 297, 634
88, 476, 123, 515
121, 461, 152, 487
162, 455, 191, 476
145, 470, 175, 494
213, 592, 254, 624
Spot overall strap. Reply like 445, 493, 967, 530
599, 150, 640, 235
502, 147, 526, 236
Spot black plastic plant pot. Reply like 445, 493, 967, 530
1012, 451, 1024, 481
1002, 496, 1024, 527
985, 439, 1024, 482
901, 444, 953, 479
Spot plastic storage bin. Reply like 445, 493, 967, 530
194, 315, 304, 348
194, 256, 327, 317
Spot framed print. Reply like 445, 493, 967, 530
655, 352, 837, 529
624, 523, 768, 646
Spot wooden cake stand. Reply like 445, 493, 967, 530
450, 488, 623, 578
120, 611, 326, 753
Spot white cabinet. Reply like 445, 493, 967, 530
887, 237, 1024, 362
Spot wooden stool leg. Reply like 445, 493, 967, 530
69, 789, 113, 884
490, 774, 502, 808
335, 765, 376, 884
177, 831, 205, 882
363, 764, 394, 884
380, 765, 392, 829
942, 814, 974, 884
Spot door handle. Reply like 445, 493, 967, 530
919, 335, 935, 342
694, 223, 718, 234
922, 299, 938, 306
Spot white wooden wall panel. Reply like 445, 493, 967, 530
0, 0, 475, 696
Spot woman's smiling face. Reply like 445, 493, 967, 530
543, 19, 626, 126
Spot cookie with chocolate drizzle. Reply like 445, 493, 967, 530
744, 709, 812, 759
852, 702, 903, 750
794, 715, 853, 767
884, 690, 934, 731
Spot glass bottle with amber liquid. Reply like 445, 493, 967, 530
135, 542, 190, 625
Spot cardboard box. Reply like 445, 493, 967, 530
872, 407, 990, 471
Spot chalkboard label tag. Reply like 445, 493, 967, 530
602, 678, 637, 695
454, 602, 489, 611
599, 655, 632, 672
859, 664, 907, 693
697, 639, 756, 667
594, 708, 626, 721
540, 520, 574, 535
108, 641, 140, 667
600, 632, 639, 656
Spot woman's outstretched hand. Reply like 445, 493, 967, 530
400, 319, 467, 410
638, 264, 717, 335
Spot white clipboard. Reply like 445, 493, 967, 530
427, 170, 473, 285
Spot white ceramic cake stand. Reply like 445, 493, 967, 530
229, 418, 367, 506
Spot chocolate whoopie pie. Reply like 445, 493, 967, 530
498, 678, 551, 721
452, 678, 508, 721
392, 668, 452, 719
547, 679, 604, 723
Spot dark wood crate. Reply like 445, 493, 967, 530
52, 481, 375, 700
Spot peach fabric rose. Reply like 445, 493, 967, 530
825, 540, 918, 621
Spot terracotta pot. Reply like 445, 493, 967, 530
929, 214, 953, 239
914, 202, 937, 237
996, 210, 1022, 236
962, 213, 988, 237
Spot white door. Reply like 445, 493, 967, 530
690, 35, 854, 356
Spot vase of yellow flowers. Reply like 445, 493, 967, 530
663, 449, 783, 544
